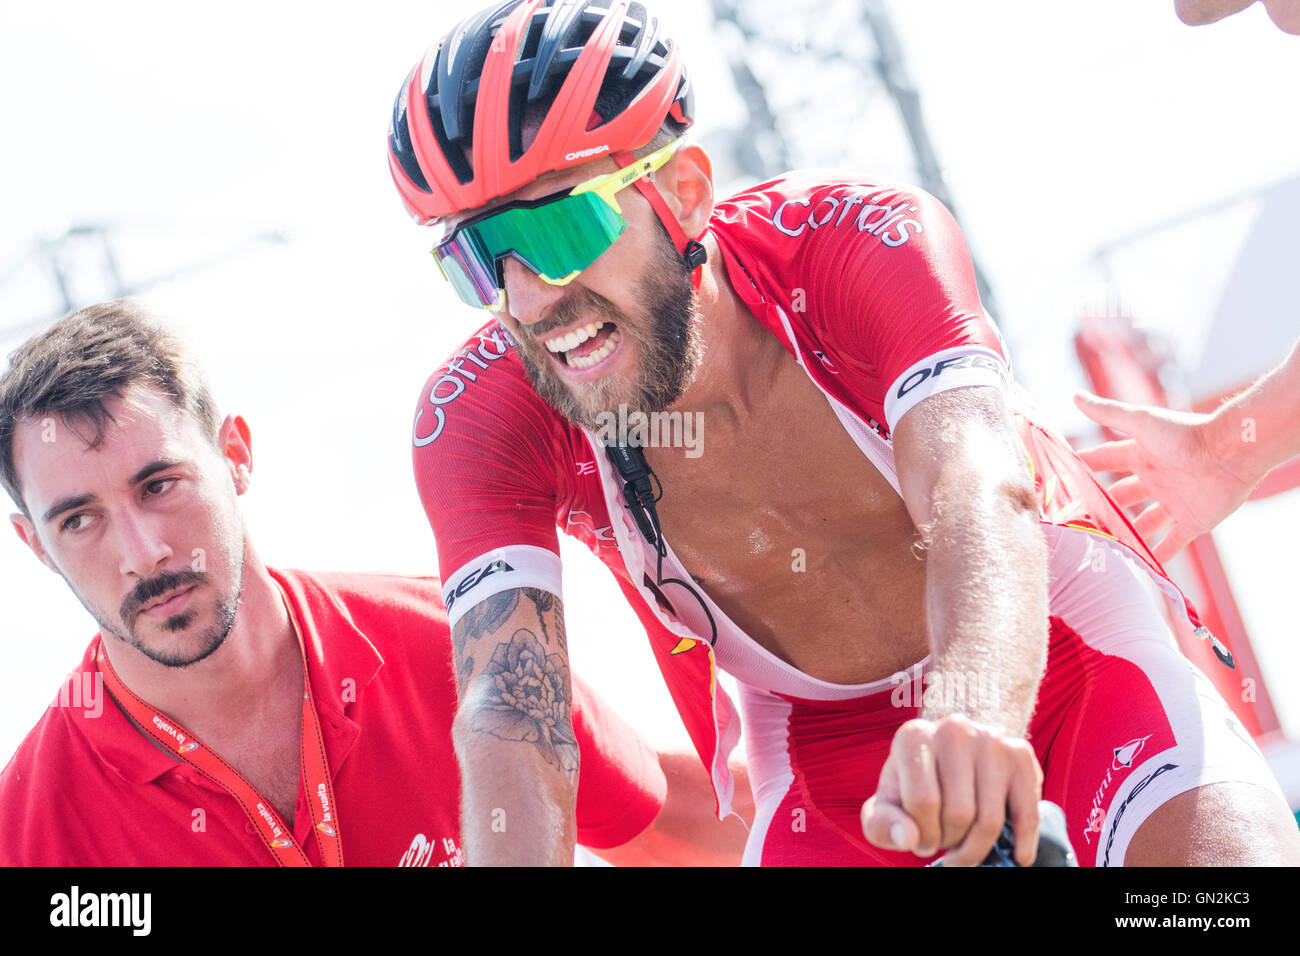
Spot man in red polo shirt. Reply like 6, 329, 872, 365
0, 300, 749, 866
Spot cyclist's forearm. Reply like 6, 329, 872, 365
920, 468, 1049, 737
449, 588, 578, 865
454, 708, 579, 865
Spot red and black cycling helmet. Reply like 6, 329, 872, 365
388, 0, 695, 225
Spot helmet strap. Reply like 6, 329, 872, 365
613, 150, 708, 292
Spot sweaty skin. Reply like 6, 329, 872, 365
643, 311, 932, 685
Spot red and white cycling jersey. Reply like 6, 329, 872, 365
411, 172, 1222, 839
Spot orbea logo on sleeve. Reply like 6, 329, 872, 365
442, 546, 564, 627
894, 352, 1007, 401
883, 346, 1010, 431
773, 189, 924, 248
444, 557, 515, 615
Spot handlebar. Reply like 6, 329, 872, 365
927, 800, 1078, 867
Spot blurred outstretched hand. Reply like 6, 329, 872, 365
1072, 392, 1257, 562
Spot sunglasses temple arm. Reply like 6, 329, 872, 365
613, 150, 694, 257
613, 151, 708, 291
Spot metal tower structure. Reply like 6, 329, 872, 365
0, 222, 286, 343
708, 0, 1002, 325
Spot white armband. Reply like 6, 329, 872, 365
884, 346, 1011, 432
442, 545, 563, 629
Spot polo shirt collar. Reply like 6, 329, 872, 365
70, 639, 181, 785
266, 566, 386, 731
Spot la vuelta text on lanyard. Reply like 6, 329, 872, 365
94, 592, 344, 867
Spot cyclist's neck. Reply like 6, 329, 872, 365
662, 233, 791, 431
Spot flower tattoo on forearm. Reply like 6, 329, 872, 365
470, 627, 578, 771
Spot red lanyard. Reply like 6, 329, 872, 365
94, 585, 344, 867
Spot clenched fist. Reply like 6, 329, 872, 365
861, 715, 1043, 866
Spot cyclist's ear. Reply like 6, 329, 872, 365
657, 145, 714, 241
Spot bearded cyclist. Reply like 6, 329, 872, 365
389, 0, 1299, 866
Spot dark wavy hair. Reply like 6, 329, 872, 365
0, 299, 219, 515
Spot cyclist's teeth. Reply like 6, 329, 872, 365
547, 321, 604, 354
567, 328, 621, 369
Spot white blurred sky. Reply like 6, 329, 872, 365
1, 0, 1297, 765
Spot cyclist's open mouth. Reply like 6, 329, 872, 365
546, 320, 623, 378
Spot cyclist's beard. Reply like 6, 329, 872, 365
512, 232, 702, 430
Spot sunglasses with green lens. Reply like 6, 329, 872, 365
432, 138, 684, 311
